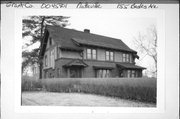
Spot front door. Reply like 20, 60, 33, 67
119, 70, 124, 77
70, 67, 82, 78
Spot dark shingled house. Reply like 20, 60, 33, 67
39, 25, 145, 78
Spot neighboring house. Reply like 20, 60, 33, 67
39, 25, 145, 78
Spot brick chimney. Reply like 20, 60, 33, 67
84, 29, 90, 33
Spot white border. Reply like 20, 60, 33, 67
3, 3, 180, 119
13, 8, 165, 114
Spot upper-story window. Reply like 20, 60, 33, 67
105, 51, 109, 60
126, 54, 129, 62
87, 48, 96, 60
45, 55, 48, 67
106, 51, 114, 61
87, 49, 92, 59
123, 53, 131, 62
110, 52, 114, 61
123, 53, 126, 62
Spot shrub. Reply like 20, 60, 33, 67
41, 78, 156, 103
21, 76, 42, 91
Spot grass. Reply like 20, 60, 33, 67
41, 78, 156, 103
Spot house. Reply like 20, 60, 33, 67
39, 25, 146, 78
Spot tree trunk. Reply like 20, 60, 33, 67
39, 17, 45, 79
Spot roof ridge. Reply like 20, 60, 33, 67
46, 25, 124, 42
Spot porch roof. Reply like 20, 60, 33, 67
63, 59, 88, 67
116, 63, 146, 70
92, 62, 116, 69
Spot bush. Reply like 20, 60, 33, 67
41, 78, 156, 103
22, 76, 42, 91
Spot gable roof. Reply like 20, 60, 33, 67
47, 25, 136, 51
40, 25, 137, 58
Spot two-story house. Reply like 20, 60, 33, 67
39, 25, 146, 78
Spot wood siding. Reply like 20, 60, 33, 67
61, 50, 82, 59
97, 48, 105, 61
114, 51, 123, 62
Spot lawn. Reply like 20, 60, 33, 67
22, 92, 156, 107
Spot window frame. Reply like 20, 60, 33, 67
123, 53, 126, 62
105, 50, 114, 61
92, 49, 97, 60
110, 51, 114, 61
105, 51, 110, 61
96, 69, 111, 78
123, 53, 130, 62
86, 48, 97, 60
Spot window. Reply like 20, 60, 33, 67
129, 54, 132, 63
96, 69, 111, 78
92, 49, 96, 59
45, 55, 48, 67
126, 54, 129, 62
87, 49, 92, 59
97, 69, 103, 78
87, 48, 96, 60
106, 51, 114, 61
57, 68, 60, 78
123, 53, 126, 62
123, 53, 130, 62
127, 70, 131, 78
50, 49, 55, 68
105, 51, 110, 61
110, 52, 114, 61
126, 70, 136, 78
131, 70, 135, 77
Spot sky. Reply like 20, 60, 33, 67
24, 10, 157, 77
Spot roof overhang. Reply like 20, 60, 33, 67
72, 38, 137, 53
92, 63, 116, 70
116, 63, 146, 70
63, 59, 88, 67
93, 66, 114, 70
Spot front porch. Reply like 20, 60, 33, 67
63, 59, 88, 78
116, 63, 146, 78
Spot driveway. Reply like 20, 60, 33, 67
22, 92, 155, 107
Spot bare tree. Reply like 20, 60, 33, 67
134, 25, 157, 77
